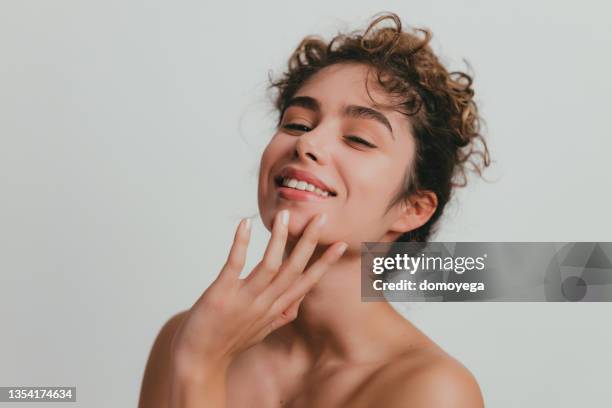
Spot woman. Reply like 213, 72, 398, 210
139, 12, 490, 407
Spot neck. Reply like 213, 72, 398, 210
272, 243, 422, 367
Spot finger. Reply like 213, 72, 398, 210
264, 213, 327, 299
279, 294, 303, 322
274, 242, 347, 311
270, 296, 303, 331
244, 209, 290, 293
254, 295, 305, 341
218, 217, 252, 281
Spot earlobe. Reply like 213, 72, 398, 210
390, 191, 438, 234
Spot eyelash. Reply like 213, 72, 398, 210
282, 123, 377, 148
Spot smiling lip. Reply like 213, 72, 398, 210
273, 166, 337, 201
277, 187, 329, 202
274, 167, 337, 195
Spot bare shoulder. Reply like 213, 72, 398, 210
363, 346, 484, 408
138, 310, 189, 408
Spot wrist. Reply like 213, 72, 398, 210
169, 357, 230, 408
170, 348, 232, 382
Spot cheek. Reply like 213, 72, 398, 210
257, 135, 292, 228
258, 135, 285, 185
312, 164, 382, 241
257, 146, 276, 203
261, 134, 291, 166
349, 161, 399, 205
332, 161, 405, 237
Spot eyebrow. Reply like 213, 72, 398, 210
284, 95, 395, 140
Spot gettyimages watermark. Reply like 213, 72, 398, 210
360, 242, 612, 302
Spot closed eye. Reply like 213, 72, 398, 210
345, 135, 377, 148
282, 124, 377, 149
283, 123, 312, 132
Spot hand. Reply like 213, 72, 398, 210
170, 210, 348, 371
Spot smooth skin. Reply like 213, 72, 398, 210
139, 63, 484, 408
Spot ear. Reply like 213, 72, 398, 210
389, 191, 438, 234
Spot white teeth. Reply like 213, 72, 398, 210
281, 177, 332, 198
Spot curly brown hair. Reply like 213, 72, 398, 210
268, 12, 491, 242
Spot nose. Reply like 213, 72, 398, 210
293, 127, 331, 165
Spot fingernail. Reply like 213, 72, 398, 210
336, 242, 348, 255
316, 213, 327, 227
244, 218, 251, 231
281, 210, 290, 226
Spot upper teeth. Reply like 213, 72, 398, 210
282, 177, 330, 197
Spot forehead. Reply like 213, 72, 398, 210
293, 63, 412, 134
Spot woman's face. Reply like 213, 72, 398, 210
258, 63, 417, 247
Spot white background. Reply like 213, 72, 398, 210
1, 1, 611, 407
